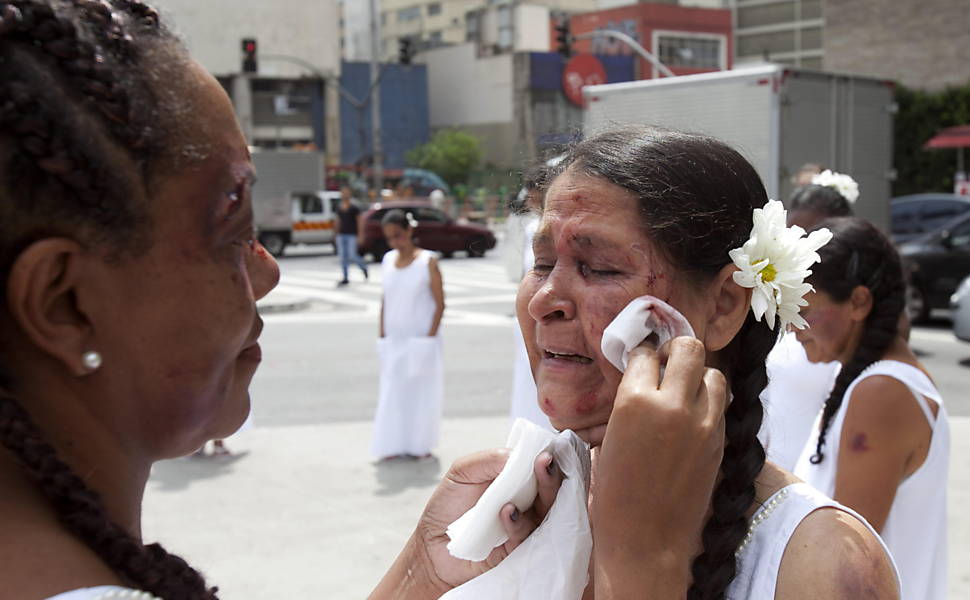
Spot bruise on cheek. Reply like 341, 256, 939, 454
542, 397, 557, 417
575, 391, 598, 415
850, 432, 872, 453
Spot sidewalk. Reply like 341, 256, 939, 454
143, 416, 970, 599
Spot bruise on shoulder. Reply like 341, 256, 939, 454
833, 512, 899, 599
848, 431, 873, 453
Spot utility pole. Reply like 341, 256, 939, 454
369, 0, 384, 192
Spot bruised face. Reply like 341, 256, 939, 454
90, 61, 280, 458
516, 167, 712, 437
794, 290, 857, 364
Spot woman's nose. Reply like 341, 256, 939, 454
527, 270, 576, 322
248, 240, 280, 301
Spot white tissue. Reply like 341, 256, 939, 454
446, 418, 557, 561
442, 419, 592, 599
600, 296, 695, 372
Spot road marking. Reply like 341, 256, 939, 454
910, 328, 962, 344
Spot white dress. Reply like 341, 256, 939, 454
727, 482, 898, 598
758, 332, 839, 470
794, 360, 949, 600
371, 249, 443, 458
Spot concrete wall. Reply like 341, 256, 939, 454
424, 43, 515, 127
824, 0, 970, 91
153, 0, 341, 78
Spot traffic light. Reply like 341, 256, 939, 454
241, 38, 258, 73
555, 20, 571, 58
398, 37, 414, 65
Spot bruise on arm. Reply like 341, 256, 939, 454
777, 508, 899, 600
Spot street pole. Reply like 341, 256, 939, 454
232, 73, 254, 143
369, 0, 384, 192
573, 30, 675, 78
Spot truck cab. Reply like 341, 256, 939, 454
256, 190, 341, 257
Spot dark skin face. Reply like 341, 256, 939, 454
0, 60, 279, 595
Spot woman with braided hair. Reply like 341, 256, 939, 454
516, 127, 899, 598
0, 2, 750, 599
793, 217, 950, 600
0, 1, 572, 598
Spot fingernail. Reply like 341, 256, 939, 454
546, 458, 555, 476
510, 508, 519, 522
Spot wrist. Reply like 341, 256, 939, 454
594, 544, 692, 597
371, 532, 450, 600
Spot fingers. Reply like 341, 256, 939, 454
498, 501, 535, 552
658, 336, 707, 400
624, 341, 662, 391
446, 448, 511, 485
533, 451, 564, 519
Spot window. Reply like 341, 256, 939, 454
737, 30, 796, 56
800, 27, 822, 50
497, 4, 513, 50
397, 5, 421, 22
428, 30, 443, 46
949, 215, 970, 247
466, 11, 480, 42
414, 207, 447, 223
297, 194, 323, 215
922, 200, 970, 232
737, 1, 795, 29
428, 2, 442, 16
657, 35, 723, 69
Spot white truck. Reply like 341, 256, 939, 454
583, 64, 896, 228
252, 151, 341, 257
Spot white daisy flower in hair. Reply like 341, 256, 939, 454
810, 169, 859, 204
728, 200, 833, 330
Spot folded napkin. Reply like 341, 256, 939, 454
443, 418, 592, 599
600, 296, 695, 372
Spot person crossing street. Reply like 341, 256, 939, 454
336, 186, 369, 286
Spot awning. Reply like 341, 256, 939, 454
924, 125, 970, 149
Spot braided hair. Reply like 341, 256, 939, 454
0, 1, 217, 597
806, 217, 906, 464
549, 128, 778, 599
788, 183, 854, 219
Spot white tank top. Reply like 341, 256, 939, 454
793, 360, 949, 600
727, 482, 898, 599
381, 248, 437, 339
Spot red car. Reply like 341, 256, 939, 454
358, 201, 496, 261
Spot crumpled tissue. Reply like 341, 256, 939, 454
442, 418, 592, 600
600, 295, 695, 372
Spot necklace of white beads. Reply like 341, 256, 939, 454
92, 589, 162, 600
735, 487, 791, 557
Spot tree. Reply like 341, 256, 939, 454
894, 82, 970, 196
406, 129, 483, 188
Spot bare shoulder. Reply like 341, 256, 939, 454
775, 507, 899, 600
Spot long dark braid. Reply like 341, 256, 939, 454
0, 1, 218, 597
807, 217, 906, 464
552, 128, 776, 598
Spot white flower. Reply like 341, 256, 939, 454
810, 169, 859, 204
729, 200, 833, 330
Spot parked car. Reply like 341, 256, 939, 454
891, 193, 970, 244
951, 274, 970, 342
899, 211, 970, 322
358, 201, 496, 261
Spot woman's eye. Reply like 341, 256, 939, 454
579, 263, 619, 278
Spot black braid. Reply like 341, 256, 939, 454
807, 218, 906, 463
551, 128, 777, 598
0, 1, 221, 596
687, 315, 774, 599
0, 394, 219, 599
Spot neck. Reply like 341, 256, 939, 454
3, 385, 150, 540
837, 320, 868, 365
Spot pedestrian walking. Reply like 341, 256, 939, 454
335, 186, 368, 287
372, 210, 445, 460
794, 217, 950, 600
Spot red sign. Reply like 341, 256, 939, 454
562, 54, 607, 107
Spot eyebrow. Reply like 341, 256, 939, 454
533, 230, 625, 251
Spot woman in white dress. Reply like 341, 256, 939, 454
794, 217, 950, 600
372, 209, 446, 460
515, 127, 899, 597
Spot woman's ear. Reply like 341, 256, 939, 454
6, 239, 95, 377
703, 263, 752, 352
849, 285, 873, 322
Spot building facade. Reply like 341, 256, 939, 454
824, 0, 970, 91
568, 2, 733, 79
731, 0, 824, 68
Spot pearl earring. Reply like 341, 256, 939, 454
82, 351, 102, 372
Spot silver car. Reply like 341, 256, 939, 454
951, 274, 970, 342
